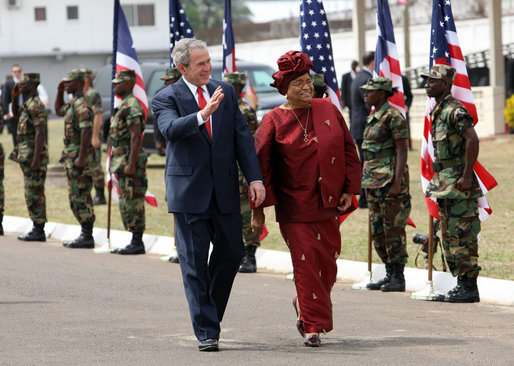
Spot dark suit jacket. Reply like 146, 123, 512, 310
1, 77, 15, 116
151, 77, 263, 214
350, 69, 373, 144
402, 75, 413, 109
340, 71, 353, 110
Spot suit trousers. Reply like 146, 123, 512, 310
173, 194, 245, 341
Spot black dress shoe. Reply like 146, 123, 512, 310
198, 338, 219, 352
168, 255, 179, 263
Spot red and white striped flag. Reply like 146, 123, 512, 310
374, 0, 406, 117
422, 0, 496, 221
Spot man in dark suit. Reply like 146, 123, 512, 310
2, 64, 22, 146
402, 74, 414, 150
340, 60, 358, 114
152, 38, 265, 352
350, 51, 375, 208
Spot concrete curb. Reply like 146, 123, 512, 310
5, 215, 513, 307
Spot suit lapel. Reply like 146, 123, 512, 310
177, 78, 211, 144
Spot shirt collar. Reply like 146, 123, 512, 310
182, 76, 208, 97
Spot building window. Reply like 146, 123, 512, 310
35, 7, 46, 21
67, 6, 79, 20
122, 4, 155, 26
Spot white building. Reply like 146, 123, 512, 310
0, 0, 170, 105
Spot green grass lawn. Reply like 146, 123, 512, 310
2, 120, 513, 280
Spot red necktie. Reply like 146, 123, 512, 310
197, 87, 211, 139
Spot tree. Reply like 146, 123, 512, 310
183, 0, 252, 30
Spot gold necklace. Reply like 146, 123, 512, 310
289, 105, 310, 143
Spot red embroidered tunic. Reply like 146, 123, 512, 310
254, 98, 361, 222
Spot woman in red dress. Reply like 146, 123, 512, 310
251, 51, 361, 347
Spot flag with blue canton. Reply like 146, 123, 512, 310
169, 0, 194, 66
223, 0, 237, 74
299, 0, 341, 111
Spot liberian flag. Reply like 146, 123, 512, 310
299, 0, 341, 112
169, 0, 194, 67
109, 0, 157, 207
223, 0, 237, 74
112, 0, 148, 119
374, 0, 406, 117
421, 0, 496, 221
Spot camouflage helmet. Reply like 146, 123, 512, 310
311, 73, 325, 88
421, 64, 456, 82
222, 72, 246, 86
160, 67, 181, 81
360, 77, 394, 94
112, 69, 137, 84
20, 73, 40, 85
62, 69, 86, 82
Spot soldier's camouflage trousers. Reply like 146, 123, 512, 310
20, 163, 47, 224
93, 147, 105, 189
65, 165, 95, 225
118, 167, 147, 233
0, 143, 4, 214
365, 186, 411, 265
239, 168, 260, 247
438, 198, 481, 278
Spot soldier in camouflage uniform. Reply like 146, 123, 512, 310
360, 77, 410, 292
11, 73, 48, 241
0, 104, 3, 235
223, 72, 260, 273
422, 64, 481, 303
109, 70, 148, 255
55, 69, 96, 249
82, 68, 106, 205
312, 74, 327, 98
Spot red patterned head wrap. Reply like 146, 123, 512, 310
271, 51, 313, 95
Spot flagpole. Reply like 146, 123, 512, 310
352, 210, 373, 290
410, 213, 442, 300
94, 144, 114, 254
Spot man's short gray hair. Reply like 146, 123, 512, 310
172, 38, 208, 67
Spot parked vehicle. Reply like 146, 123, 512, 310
93, 59, 284, 153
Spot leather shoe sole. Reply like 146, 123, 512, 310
198, 339, 219, 352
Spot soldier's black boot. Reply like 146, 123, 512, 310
115, 232, 145, 255
445, 276, 480, 303
63, 223, 95, 248
239, 245, 257, 273
366, 263, 393, 290
381, 263, 406, 292
0, 214, 3, 235
93, 186, 106, 205
18, 222, 46, 242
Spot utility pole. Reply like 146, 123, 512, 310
353, 0, 366, 63
403, 3, 411, 68
488, 0, 506, 134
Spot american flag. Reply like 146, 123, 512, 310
112, 0, 148, 119
223, 0, 237, 74
374, 0, 406, 117
110, 0, 157, 207
299, 0, 341, 111
169, 0, 194, 67
421, 0, 496, 221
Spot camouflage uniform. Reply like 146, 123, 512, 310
425, 93, 482, 279
238, 98, 260, 247
110, 92, 148, 233
84, 86, 105, 190
15, 93, 49, 224
361, 100, 410, 265
59, 81, 96, 226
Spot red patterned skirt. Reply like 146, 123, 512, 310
279, 216, 341, 334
